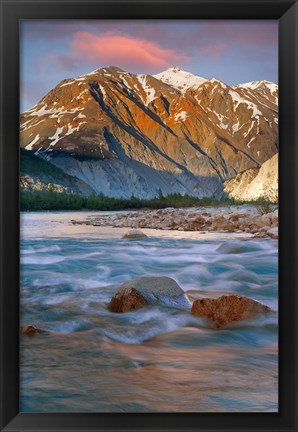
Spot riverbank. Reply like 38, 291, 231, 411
70, 205, 278, 239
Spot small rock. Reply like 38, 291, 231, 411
109, 276, 191, 313
191, 295, 272, 328
254, 216, 264, 227
260, 225, 271, 232
173, 216, 185, 225
267, 226, 278, 235
20, 325, 41, 336
261, 215, 272, 226
267, 226, 278, 239
122, 229, 148, 239
229, 214, 240, 222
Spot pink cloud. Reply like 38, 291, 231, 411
69, 31, 188, 70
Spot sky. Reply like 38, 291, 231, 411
20, 20, 278, 112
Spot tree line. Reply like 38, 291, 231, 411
20, 190, 237, 211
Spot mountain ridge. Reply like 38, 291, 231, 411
20, 66, 278, 199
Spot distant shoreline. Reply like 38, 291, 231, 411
70, 205, 278, 239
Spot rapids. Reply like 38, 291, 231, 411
20, 211, 278, 412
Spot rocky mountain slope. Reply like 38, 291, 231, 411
223, 153, 278, 202
20, 149, 94, 195
20, 66, 278, 199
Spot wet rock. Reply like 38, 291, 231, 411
122, 229, 148, 239
109, 276, 191, 313
108, 287, 148, 313
216, 241, 261, 254
20, 325, 41, 336
191, 295, 272, 328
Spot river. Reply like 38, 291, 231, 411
20, 211, 278, 412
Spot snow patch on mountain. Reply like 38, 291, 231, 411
174, 111, 188, 122
65, 122, 87, 137
212, 112, 228, 130
136, 74, 156, 105
60, 80, 76, 88
229, 90, 262, 116
25, 134, 40, 150
120, 74, 132, 90
48, 127, 64, 147
243, 121, 256, 137
75, 113, 87, 119
236, 80, 278, 104
208, 78, 228, 94
237, 80, 277, 93
29, 104, 85, 118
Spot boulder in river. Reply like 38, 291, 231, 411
191, 295, 272, 328
122, 229, 148, 239
109, 276, 191, 313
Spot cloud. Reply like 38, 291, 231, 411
199, 21, 278, 46
21, 20, 278, 108
69, 31, 189, 71
197, 43, 228, 57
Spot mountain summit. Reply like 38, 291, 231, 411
153, 67, 207, 92
20, 66, 278, 199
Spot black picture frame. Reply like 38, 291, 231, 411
0, 0, 297, 431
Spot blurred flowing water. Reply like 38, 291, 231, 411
20, 212, 278, 412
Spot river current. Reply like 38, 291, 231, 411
20, 211, 278, 412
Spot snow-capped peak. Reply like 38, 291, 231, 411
153, 67, 207, 93
236, 80, 278, 94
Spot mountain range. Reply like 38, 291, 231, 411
20, 66, 278, 200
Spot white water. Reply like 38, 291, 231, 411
20, 211, 278, 412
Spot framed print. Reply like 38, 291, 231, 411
0, 0, 297, 431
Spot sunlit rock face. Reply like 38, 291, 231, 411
223, 153, 278, 202
191, 295, 272, 328
20, 66, 278, 199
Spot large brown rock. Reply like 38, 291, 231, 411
108, 287, 148, 313
191, 295, 272, 328
109, 276, 191, 313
